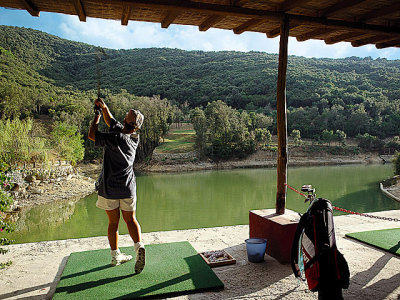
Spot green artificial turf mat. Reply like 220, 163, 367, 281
346, 228, 400, 256
53, 241, 224, 299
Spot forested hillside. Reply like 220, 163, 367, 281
0, 25, 399, 159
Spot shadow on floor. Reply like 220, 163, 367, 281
188, 242, 302, 300
0, 256, 69, 300
344, 238, 400, 299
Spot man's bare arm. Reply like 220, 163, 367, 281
88, 114, 101, 142
95, 98, 114, 127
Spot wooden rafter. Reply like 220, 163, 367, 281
126, 0, 283, 22
324, 32, 365, 44
233, 18, 264, 34
318, 0, 367, 18
351, 35, 395, 47
73, 0, 86, 22
266, 23, 301, 38
121, 0, 400, 38
293, 14, 400, 37
22, 0, 39, 17
2, 0, 400, 47
277, 0, 311, 13
161, 10, 180, 28
376, 39, 400, 49
199, 15, 224, 31
230, 0, 249, 7
296, 28, 335, 42
357, 3, 400, 22
121, 4, 131, 25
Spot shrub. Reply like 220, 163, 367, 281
0, 161, 14, 269
394, 152, 400, 175
356, 133, 384, 152
0, 118, 48, 164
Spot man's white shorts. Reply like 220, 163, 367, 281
96, 195, 136, 211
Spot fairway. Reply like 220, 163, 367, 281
156, 125, 195, 153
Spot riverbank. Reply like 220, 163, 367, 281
1, 210, 399, 299
9, 152, 388, 209
381, 176, 400, 202
10, 173, 96, 209
138, 151, 384, 173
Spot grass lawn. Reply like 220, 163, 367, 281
156, 125, 196, 153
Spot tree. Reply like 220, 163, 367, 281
202, 100, 256, 159
190, 107, 207, 157
321, 130, 334, 146
51, 122, 85, 164
356, 133, 384, 152
290, 129, 302, 146
335, 130, 347, 146
255, 128, 272, 146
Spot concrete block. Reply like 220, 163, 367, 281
249, 209, 299, 264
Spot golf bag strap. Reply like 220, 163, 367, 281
290, 213, 308, 278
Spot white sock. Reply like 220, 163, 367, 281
134, 242, 144, 252
111, 249, 120, 257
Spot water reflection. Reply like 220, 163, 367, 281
5, 164, 400, 243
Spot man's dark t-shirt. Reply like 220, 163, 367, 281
95, 118, 139, 199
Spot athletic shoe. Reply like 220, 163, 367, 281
111, 249, 132, 266
135, 246, 146, 273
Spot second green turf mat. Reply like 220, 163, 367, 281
53, 241, 224, 299
346, 228, 400, 256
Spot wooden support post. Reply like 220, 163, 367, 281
276, 15, 289, 215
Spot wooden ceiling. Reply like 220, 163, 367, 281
1, 0, 400, 48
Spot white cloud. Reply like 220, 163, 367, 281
55, 14, 400, 59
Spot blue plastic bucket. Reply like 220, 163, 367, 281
245, 238, 267, 263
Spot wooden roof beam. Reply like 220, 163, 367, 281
123, 1, 400, 37
161, 10, 180, 28
266, 23, 301, 38
324, 32, 366, 44
357, 3, 400, 22
233, 18, 264, 34
126, 0, 284, 22
230, 0, 249, 6
199, 15, 224, 31
296, 28, 335, 42
351, 35, 395, 47
73, 0, 86, 22
121, 4, 131, 25
376, 39, 400, 49
277, 0, 312, 13
291, 13, 400, 37
318, 0, 367, 18
22, 0, 39, 17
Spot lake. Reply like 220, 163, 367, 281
6, 164, 400, 243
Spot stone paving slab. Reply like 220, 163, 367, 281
0, 210, 399, 300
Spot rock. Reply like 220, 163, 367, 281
25, 175, 36, 183
31, 188, 43, 195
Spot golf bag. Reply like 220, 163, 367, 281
291, 198, 349, 299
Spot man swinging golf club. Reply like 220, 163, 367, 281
88, 98, 145, 273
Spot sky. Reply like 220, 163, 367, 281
1, 7, 400, 60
